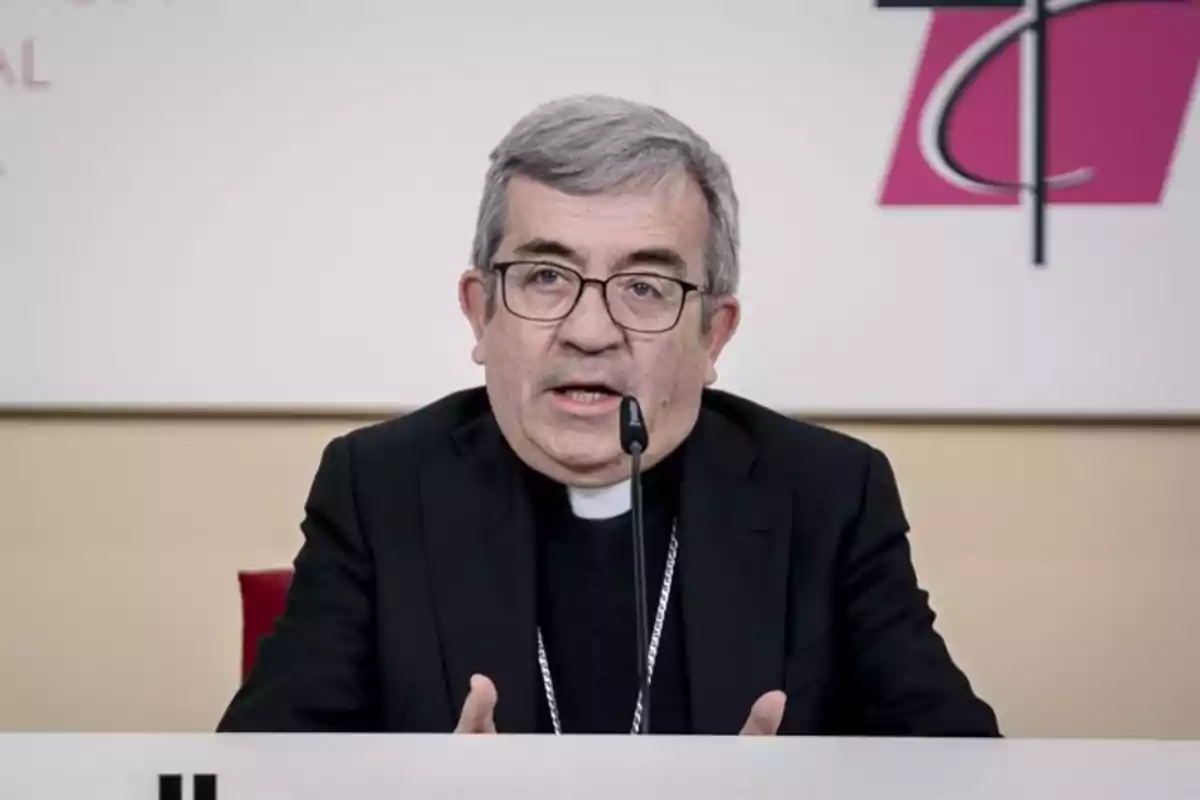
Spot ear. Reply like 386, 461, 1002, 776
702, 295, 740, 386
459, 269, 491, 366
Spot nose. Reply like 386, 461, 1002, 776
556, 282, 625, 353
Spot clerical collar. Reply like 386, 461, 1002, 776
566, 480, 632, 519
521, 440, 686, 522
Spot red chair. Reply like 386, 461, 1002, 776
237, 569, 293, 681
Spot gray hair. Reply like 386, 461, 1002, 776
470, 95, 740, 309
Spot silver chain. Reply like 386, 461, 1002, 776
536, 522, 679, 735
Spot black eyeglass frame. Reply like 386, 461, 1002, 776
492, 260, 708, 334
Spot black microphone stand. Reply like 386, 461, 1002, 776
628, 440, 651, 735
620, 395, 653, 736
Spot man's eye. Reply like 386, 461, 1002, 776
528, 268, 564, 286
629, 281, 663, 298
618, 275, 670, 300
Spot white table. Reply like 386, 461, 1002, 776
1, 734, 1197, 799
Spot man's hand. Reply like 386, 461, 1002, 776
454, 674, 498, 734
454, 676, 782, 735
739, 690, 787, 735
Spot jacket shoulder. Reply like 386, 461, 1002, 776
701, 389, 907, 539
702, 389, 879, 463
700, 389, 886, 496
337, 386, 492, 469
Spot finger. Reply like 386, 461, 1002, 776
479, 673, 497, 734
453, 674, 496, 733
739, 690, 787, 736
454, 674, 498, 734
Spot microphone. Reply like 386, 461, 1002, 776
619, 395, 652, 735
620, 393, 648, 455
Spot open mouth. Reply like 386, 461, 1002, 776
550, 383, 622, 405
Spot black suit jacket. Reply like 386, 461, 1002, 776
218, 387, 999, 736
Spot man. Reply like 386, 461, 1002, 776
218, 95, 999, 737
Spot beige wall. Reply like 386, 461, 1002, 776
1, 415, 1197, 737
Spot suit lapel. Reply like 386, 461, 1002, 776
679, 407, 792, 734
420, 415, 539, 733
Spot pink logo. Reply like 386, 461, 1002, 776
877, 0, 1200, 265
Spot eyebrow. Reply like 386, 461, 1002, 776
616, 248, 687, 276
511, 238, 584, 265
510, 238, 688, 276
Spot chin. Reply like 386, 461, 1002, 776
531, 432, 627, 485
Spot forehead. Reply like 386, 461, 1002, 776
499, 173, 710, 279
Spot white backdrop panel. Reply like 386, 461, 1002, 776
1, 0, 1197, 414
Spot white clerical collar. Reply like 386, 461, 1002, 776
566, 479, 632, 519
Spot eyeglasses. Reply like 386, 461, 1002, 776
493, 261, 707, 334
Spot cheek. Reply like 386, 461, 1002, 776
638, 338, 706, 408
485, 323, 553, 397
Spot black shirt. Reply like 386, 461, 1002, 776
525, 449, 691, 734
